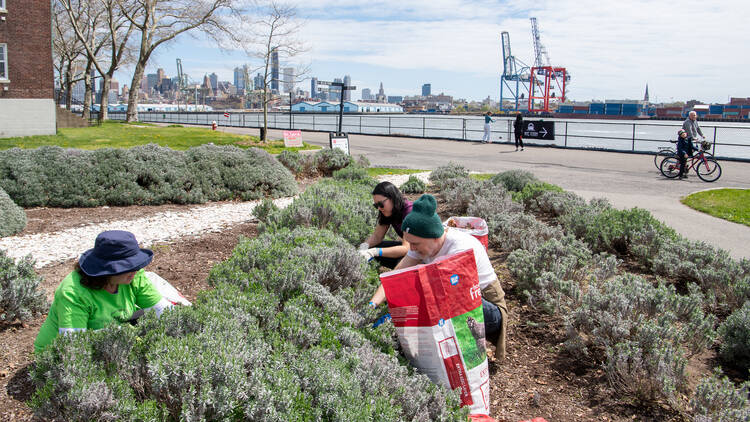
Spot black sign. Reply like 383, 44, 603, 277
329, 132, 350, 155
522, 121, 555, 140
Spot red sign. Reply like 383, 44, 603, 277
283, 130, 302, 147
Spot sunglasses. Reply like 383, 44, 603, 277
373, 200, 387, 209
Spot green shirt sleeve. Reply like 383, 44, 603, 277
132, 270, 162, 309
56, 284, 91, 329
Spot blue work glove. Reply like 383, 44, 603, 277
372, 313, 391, 328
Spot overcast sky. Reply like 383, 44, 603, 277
123, 0, 750, 103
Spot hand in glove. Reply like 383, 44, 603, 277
358, 242, 370, 251
359, 248, 379, 261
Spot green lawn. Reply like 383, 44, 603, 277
681, 189, 750, 227
366, 167, 427, 177
0, 121, 320, 154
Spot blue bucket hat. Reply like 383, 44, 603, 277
79, 230, 153, 277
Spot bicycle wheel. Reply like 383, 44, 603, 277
696, 157, 722, 182
654, 150, 674, 169
660, 156, 681, 178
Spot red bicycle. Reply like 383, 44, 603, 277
659, 141, 721, 182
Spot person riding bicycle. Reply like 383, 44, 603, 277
676, 129, 695, 179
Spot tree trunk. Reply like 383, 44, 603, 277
126, 59, 147, 122
82, 60, 93, 120
64, 65, 73, 110
99, 73, 111, 122
262, 86, 268, 142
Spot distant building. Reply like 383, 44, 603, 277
343, 75, 352, 101
291, 100, 403, 113
376, 82, 386, 103
422, 83, 431, 96
270, 48, 279, 93
387, 96, 403, 104
283, 67, 294, 93
234, 65, 248, 93
147, 73, 159, 93
310, 77, 318, 99
361, 88, 372, 101
0, 0, 56, 138
209, 73, 218, 91
254, 73, 264, 91
643, 83, 649, 102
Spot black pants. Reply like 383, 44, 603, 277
514, 132, 524, 148
678, 154, 688, 176
372, 240, 403, 269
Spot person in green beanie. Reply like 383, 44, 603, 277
368, 194, 509, 359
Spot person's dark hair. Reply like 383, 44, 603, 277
73, 262, 110, 290
515, 114, 523, 122
372, 181, 407, 226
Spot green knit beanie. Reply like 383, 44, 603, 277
402, 194, 444, 239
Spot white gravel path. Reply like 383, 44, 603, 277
0, 172, 433, 269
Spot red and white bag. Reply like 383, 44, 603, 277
380, 249, 492, 417
145, 271, 192, 306
443, 217, 489, 250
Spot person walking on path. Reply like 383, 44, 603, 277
513, 113, 524, 151
676, 129, 695, 180
368, 194, 509, 359
482, 111, 495, 143
682, 111, 705, 141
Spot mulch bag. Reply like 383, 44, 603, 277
443, 217, 489, 250
145, 271, 192, 306
380, 249, 492, 417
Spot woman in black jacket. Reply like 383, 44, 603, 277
513, 114, 524, 151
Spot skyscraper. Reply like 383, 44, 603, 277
234, 65, 248, 93
361, 88, 371, 101
283, 67, 294, 93
209, 73, 218, 91
422, 83, 431, 96
254, 73, 264, 91
343, 75, 352, 101
329, 77, 342, 101
270, 48, 279, 93
310, 77, 318, 99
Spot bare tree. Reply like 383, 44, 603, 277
58, 0, 137, 121
240, 1, 308, 141
52, 0, 87, 110
115, 0, 246, 122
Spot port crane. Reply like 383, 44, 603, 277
527, 17, 570, 113
499, 31, 531, 112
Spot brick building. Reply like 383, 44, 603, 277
0, 0, 56, 138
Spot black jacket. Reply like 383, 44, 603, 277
677, 135, 694, 156
513, 118, 524, 134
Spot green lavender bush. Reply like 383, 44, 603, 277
441, 177, 495, 214
332, 165, 373, 183
31, 227, 467, 421
428, 163, 469, 189
399, 175, 426, 194
0, 144, 298, 207
490, 169, 538, 192
0, 250, 47, 323
259, 179, 376, 245
0, 186, 26, 236
718, 301, 750, 371
487, 212, 564, 252
511, 181, 564, 208
466, 186, 523, 221
691, 369, 750, 422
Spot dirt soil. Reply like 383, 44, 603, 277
2, 192, 686, 422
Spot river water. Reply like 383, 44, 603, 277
118, 112, 750, 160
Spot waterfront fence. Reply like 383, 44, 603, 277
105, 112, 750, 161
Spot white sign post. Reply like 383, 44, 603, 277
329, 133, 350, 155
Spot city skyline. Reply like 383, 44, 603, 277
113, 0, 750, 104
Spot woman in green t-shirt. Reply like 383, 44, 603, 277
34, 230, 172, 353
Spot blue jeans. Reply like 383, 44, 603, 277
482, 298, 502, 338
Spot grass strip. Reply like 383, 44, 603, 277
0, 121, 320, 153
681, 189, 750, 227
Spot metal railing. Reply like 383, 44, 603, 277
105, 111, 750, 161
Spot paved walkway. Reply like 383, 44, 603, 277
189, 124, 750, 260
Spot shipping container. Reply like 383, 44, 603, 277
709, 105, 724, 114
557, 106, 574, 113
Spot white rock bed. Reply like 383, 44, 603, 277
0, 172, 433, 269
0, 198, 294, 268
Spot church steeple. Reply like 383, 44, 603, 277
643, 83, 649, 102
